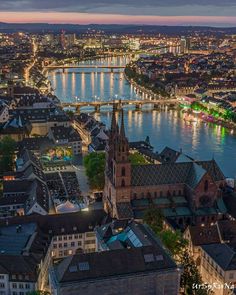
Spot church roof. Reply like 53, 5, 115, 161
131, 160, 224, 188
132, 162, 192, 187
116, 202, 134, 219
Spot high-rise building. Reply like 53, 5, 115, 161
60, 30, 66, 49
186, 37, 191, 52
66, 34, 76, 48
180, 36, 187, 54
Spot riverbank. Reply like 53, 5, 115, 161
181, 101, 236, 131
124, 70, 175, 104
124, 65, 236, 131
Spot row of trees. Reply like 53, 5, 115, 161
125, 65, 169, 98
143, 207, 210, 295
191, 101, 236, 123
0, 136, 16, 176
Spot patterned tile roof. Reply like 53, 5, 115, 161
186, 162, 206, 189
116, 202, 134, 219
131, 160, 224, 188
196, 160, 225, 182
131, 162, 192, 187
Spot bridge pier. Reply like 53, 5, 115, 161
135, 103, 142, 111
153, 104, 160, 110
95, 105, 100, 112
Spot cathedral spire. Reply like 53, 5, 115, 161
120, 108, 126, 138
111, 103, 117, 133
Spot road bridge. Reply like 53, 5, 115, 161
61, 98, 179, 112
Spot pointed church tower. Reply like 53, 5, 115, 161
105, 104, 118, 178
104, 109, 132, 218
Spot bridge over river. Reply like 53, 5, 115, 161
44, 64, 125, 72
61, 98, 179, 112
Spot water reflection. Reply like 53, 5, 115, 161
48, 56, 236, 177
94, 109, 236, 177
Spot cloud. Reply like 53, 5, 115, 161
0, 0, 235, 16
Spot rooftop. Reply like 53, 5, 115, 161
54, 245, 176, 284
0, 222, 37, 255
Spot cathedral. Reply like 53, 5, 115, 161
103, 108, 226, 227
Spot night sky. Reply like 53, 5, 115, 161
0, 0, 235, 26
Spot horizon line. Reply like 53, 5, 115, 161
1, 22, 236, 28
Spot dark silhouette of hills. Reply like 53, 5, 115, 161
0, 23, 236, 35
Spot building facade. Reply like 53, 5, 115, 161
103, 109, 226, 226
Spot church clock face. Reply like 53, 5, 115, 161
199, 195, 211, 207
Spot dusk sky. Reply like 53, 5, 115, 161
0, 0, 236, 26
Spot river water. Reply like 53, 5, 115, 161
48, 56, 236, 178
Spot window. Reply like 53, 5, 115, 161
53, 244, 57, 249
86, 232, 95, 237
68, 235, 72, 240
0, 283, 4, 288
78, 234, 82, 239
71, 242, 75, 247
63, 236, 67, 240
64, 243, 68, 248
85, 240, 95, 245
229, 272, 234, 279
121, 167, 126, 177
78, 241, 82, 246
0, 276, 4, 280
204, 180, 209, 192
19, 283, 24, 289
160, 191, 163, 197
121, 179, 125, 187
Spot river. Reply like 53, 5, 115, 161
48, 56, 236, 178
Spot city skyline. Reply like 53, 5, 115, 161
0, 0, 236, 26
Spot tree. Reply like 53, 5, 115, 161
159, 230, 188, 257
0, 136, 16, 175
144, 209, 210, 295
129, 152, 148, 165
66, 110, 74, 119
26, 291, 50, 295
83, 152, 105, 190
180, 250, 210, 295
143, 207, 164, 233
